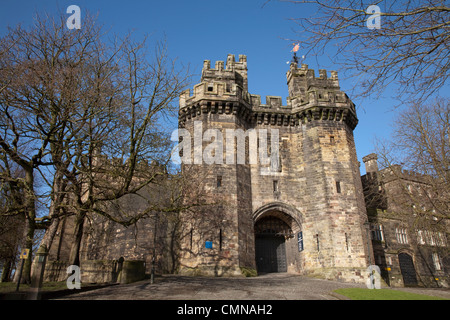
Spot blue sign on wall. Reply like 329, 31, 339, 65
205, 241, 213, 249
297, 232, 304, 252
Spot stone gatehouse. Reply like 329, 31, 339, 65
175, 54, 370, 282
47, 54, 373, 284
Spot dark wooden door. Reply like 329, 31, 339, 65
255, 235, 287, 273
398, 253, 418, 286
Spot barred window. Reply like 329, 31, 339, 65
417, 230, 447, 247
396, 227, 408, 244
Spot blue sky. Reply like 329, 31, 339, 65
0, 0, 424, 174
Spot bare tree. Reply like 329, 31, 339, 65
281, 0, 449, 103
0, 154, 25, 282
372, 97, 449, 233
61, 33, 191, 266
0, 11, 125, 280
0, 11, 192, 275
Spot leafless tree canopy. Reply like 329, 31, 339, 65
283, 0, 449, 103
0, 12, 191, 272
375, 98, 449, 225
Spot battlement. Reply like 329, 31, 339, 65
379, 165, 430, 184
201, 54, 248, 91
250, 95, 291, 111
287, 63, 342, 103
287, 62, 339, 89
202, 54, 247, 72
179, 54, 358, 129
362, 153, 430, 185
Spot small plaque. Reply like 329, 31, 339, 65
297, 232, 304, 252
20, 249, 30, 259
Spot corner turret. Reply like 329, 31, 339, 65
201, 54, 248, 92
286, 63, 358, 129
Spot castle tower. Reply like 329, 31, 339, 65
178, 54, 255, 276
283, 61, 370, 280
177, 55, 370, 282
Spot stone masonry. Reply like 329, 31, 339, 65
176, 54, 371, 282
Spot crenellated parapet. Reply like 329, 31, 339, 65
179, 54, 358, 130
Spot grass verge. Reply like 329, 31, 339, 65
334, 288, 448, 300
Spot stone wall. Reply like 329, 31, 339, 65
47, 182, 180, 277
44, 259, 146, 284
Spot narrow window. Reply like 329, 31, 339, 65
246, 234, 249, 253
387, 256, 392, 265
345, 233, 349, 251
377, 225, 384, 241
336, 181, 341, 193
330, 135, 335, 144
417, 230, 425, 245
190, 228, 193, 250
316, 234, 320, 251
273, 180, 279, 192
370, 224, 384, 241
377, 255, 382, 265
432, 253, 442, 271
219, 229, 223, 251
217, 175, 222, 188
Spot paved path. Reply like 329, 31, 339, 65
56, 273, 365, 300
54, 273, 450, 300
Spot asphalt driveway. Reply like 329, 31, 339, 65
55, 273, 367, 300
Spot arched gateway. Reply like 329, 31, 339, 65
253, 203, 302, 274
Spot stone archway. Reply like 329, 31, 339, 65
253, 202, 303, 274
253, 202, 303, 230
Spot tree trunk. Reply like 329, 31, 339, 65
20, 168, 36, 284
17, 216, 35, 284
39, 170, 66, 256
39, 218, 60, 256
68, 211, 86, 266
1, 259, 13, 282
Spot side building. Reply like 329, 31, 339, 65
362, 153, 449, 287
